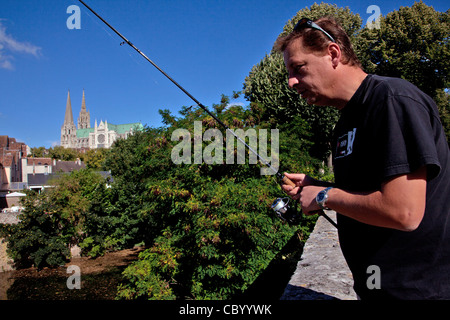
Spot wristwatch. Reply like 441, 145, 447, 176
316, 187, 333, 210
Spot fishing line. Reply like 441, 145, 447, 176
81, 3, 164, 97
81, 6, 116, 43
77, 0, 337, 228
81, 4, 146, 69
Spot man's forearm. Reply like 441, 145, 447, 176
326, 188, 413, 230
325, 168, 427, 231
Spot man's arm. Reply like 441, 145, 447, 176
282, 166, 427, 231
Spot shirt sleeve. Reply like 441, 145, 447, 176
377, 94, 442, 181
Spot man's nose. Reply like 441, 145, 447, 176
288, 75, 299, 89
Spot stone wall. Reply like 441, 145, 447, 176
0, 239, 14, 272
0, 212, 20, 272
281, 211, 357, 300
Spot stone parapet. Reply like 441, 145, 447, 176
281, 211, 357, 300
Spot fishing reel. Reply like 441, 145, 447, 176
271, 197, 302, 225
270, 173, 302, 225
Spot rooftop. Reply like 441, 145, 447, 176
76, 122, 143, 138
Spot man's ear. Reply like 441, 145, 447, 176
328, 43, 341, 68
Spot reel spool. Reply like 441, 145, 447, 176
271, 197, 301, 225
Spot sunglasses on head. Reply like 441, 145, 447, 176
294, 18, 336, 43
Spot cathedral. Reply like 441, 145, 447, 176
60, 90, 143, 149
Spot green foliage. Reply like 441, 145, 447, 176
85, 148, 109, 170
116, 230, 180, 300
435, 89, 450, 142
356, 1, 449, 142
29, 145, 86, 162
357, 1, 449, 100
29, 146, 47, 157
48, 146, 80, 161
117, 172, 299, 299
113, 96, 316, 299
0, 169, 106, 269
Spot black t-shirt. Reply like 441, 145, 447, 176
333, 74, 450, 299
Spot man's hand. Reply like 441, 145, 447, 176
280, 173, 305, 200
281, 173, 328, 215
282, 167, 427, 231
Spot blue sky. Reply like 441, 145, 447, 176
0, 0, 448, 148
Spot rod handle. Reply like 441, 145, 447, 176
281, 175, 296, 187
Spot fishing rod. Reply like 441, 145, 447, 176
78, 0, 337, 229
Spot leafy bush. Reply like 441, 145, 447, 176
0, 169, 105, 269
113, 96, 320, 299
117, 175, 302, 299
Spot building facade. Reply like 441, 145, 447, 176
61, 90, 143, 149
0, 136, 28, 192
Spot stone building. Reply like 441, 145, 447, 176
0, 136, 27, 192
60, 90, 143, 149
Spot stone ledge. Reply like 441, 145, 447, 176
281, 211, 357, 300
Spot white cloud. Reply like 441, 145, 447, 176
0, 21, 42, 70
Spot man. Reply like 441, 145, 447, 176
276, 17, 450, 299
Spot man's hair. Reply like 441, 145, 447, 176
274, 16, 362, 68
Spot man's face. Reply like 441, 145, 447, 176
283, 38, 334, 106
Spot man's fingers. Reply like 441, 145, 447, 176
281, 184, 302, 200
284, 172, 306, 182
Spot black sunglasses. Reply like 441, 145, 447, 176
294, 18, 336, 43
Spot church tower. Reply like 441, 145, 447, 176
77, 89, 91, 129
60, 90, 77, 148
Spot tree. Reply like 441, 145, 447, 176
48, 146, 79, 161
85, 148, 109, 170
357, 1, 449, 142
435, 89, 450, 142
357, 1, 449, 101
115, 96, 319, 300
0, 169, 106, 269
29, 146, 47, 157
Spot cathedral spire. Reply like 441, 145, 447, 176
61, 90, 77, 149
64, 90, 75, 125
81, 89, 87, 111
78, 89, 91, 129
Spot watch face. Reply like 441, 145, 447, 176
317, 192, 326, 202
